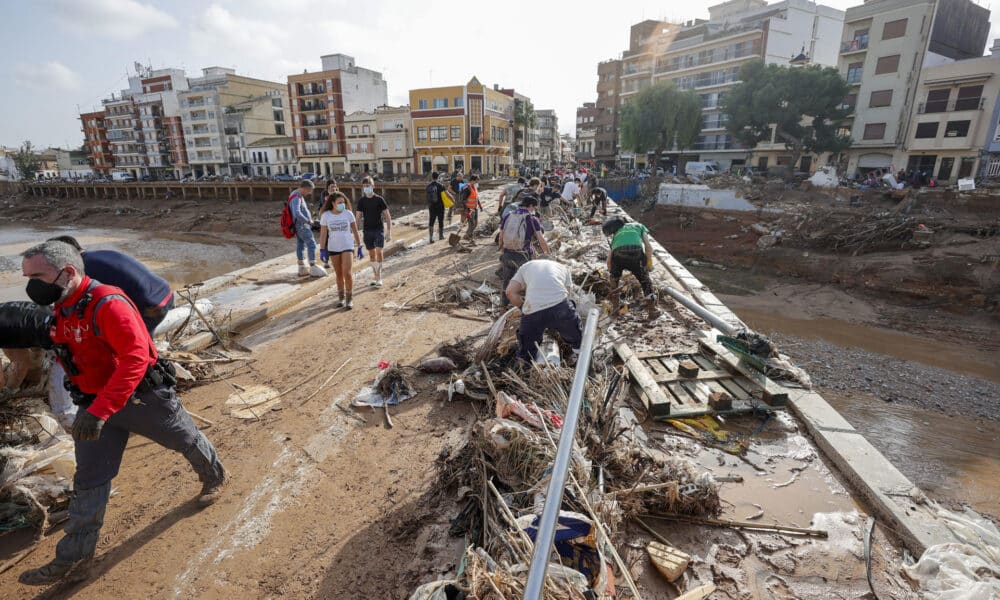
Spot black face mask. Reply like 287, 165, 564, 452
26, 269, 66, 306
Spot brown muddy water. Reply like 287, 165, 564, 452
689, 265, 1000, 518
0, 225, 290, 302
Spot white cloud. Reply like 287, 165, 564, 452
49, 0, 177, 40
14, 61, 82, 92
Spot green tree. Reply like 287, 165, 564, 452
14, 140, 40, 181
620, 81, 702, 171
513, 98, 536, 166
723, 60, 852, 177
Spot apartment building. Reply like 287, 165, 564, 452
594, 59, 622, 168
80, 111, 113, 175
374, 105, 413, 176
409, 76, 514, 176
837, 0, 992, 177
983, 41, 1000, 180
498, 89, 540, 168
246, 136, 297, 177
345, 110, 376, 175
575, 102, 600, 168
595, 0, 844, 170
288, 54, 388, 177
178, 67, 288, 177
536, 109, 560, 169
102, 95, 144, 176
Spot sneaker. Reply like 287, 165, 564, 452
336, 298, 345, 308
369, 280, 377, 287
429, 238, 435, 244
198, 474, 227, 507
375, 279, 383, 287
346, 298, 354, 309
309, 264, 327, 277
297, 264, 309, 277
19, 558, 92, 586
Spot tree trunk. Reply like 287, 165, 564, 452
775, 129, 803, 181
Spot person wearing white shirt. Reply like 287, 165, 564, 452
319, 191, 362, 309
505, 259, 582, 363
560, 178, 581, 206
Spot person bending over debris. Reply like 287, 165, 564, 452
18, 240, 226, 587
588, 186, 608, 219
602, 217, 656, 310
505, 259, 582, 363
355, 176, 391, 287
319, 191, 362, 309
498, 194, 548, 308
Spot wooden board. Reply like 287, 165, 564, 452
699, 333, 789, 406
617, 344, 780, 419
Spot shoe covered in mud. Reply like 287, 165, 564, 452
19, 557, 92, 586
336, 298, 346, 308
198, 474, 227, 507
297, 263, 309, 277
309, 264, 327, 277
346, 298, 354, 309
375, 279, 383, 287
369, 280, 377, 287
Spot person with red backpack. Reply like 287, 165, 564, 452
282, 179, 326, 277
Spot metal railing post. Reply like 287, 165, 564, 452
523, 307, 600, 599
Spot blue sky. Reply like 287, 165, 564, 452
1, 0, 997, 150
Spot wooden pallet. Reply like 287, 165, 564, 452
616, 342, 777, 419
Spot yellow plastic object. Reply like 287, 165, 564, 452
441, 191, 454, 208
647, 541, 690, 582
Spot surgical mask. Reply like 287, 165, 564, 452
363, 186, 373, 196
26, 269, 67, 306
335, 203, 345, 212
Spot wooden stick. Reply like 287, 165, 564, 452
643, 513, 828, 538
169, 357, 255, 365
635, 516, 675, 547
299, 358, 352, 406
186, 409, 215, 427
611, 476, 741, 497
0, 545, 38, 575
177, 288, 229, 351
383, 402, 393, 428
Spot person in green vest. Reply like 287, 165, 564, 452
602, 216, 656, 310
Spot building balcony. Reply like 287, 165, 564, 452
226, 142, 242, 149
305, 134, 330, 141
298, 103, 328, 112
840, 36, 869, 54
302, 118, 329, 126
189, 114, 208, 122
296, 85, 326, 97
302, 148, 332, 156
918, 97, 985, 113
182, 99, 206, 108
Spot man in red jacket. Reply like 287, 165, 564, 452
17, 240, 226, 586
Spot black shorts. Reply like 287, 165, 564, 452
328, 248, 352, 256
363, 229, 384, 250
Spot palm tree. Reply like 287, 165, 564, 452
513, 98, 536, 166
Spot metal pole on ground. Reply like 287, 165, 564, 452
523, 307, 600, 599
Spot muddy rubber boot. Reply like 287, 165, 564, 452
297, 261, 309, 277
19, 557, 92, 586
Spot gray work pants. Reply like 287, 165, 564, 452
55, 385, 223, 563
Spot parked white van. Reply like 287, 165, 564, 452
684, 162, 720, 177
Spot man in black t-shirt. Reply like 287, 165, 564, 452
354, 176, 392, 286
426, 172, 447, 243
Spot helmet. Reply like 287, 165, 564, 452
602, 216, 626, 237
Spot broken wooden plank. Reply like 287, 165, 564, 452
651, 368, 730, 384
616, 343, 672, 417
699, 333, 789, 406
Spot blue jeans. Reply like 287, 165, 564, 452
296, 223, 316, 262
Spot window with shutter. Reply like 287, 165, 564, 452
914, 122, 938, 138
874, 55, 900, 75
882, 19, 907, 40
863, 123, 886, 140
869, 90, 893, 107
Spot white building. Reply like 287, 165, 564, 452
374, 105, 414, 177
345, 110, 376, 175
246, 136, 297, 177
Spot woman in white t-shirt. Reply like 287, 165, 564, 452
318, 191, 362, 309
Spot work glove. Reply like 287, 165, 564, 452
320, 249, 328, 262
356, 246, 364, 259
385, 231, 392, 243
71, 410, 105, 442
647, 255, 654, 270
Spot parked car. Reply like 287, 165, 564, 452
684, 162, 721, 177
140, 174, 156, 182
272, 173, 296, 182
299, 172, 316, 180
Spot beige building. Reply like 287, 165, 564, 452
345, 110, 376, 175
178, 67, 289, 177
246, 136, 297, 177
374, 105, 413, 177
837, 0, 991, 176
904, 54, 1000, 182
